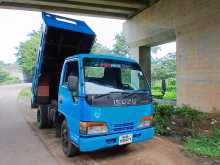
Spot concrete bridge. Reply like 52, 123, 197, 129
1, 0, 219, 113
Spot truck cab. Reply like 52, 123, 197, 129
32, 12, 154, 157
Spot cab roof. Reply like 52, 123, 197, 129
66, 54, 137, 63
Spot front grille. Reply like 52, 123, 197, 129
111, 122, 135, 133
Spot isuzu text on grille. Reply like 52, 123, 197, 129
113, 98, 137, 105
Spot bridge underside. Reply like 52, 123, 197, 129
0, 0, 159, 19
1, 0, 219, 113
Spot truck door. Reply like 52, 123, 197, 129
59, 60, 80, 144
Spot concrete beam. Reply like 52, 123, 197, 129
0, 2, 128, 18
66, 0, 147, 9
0, 0, 160, 19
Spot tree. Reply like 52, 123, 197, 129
0, 62, 21, 85
151, 52, 176, 81
91, 41, 112, 54
16, 30, 40, 81
112, 33, 129, 56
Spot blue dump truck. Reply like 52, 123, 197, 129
32, 12, 154, 157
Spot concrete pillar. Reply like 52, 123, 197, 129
139, 46, 151, 85
124, 0, 220, 113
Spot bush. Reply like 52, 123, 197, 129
175, 106, 206, 128
153, 104, 206, 136
153, 104, 175, 135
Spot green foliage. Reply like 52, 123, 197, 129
175, 106, 206, 124
91, 33, 129, 56
184, 129, 220, 160
0, 64, 21, 85
16, 30, 40, 81
153, 104, 175, 135
91, 41, 112, 54
112, 32, 129, 56
153, 104, 205, 135
151, 79, 176, 100
151, 53, 176, 81
167, 78, 176, 86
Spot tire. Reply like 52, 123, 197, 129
55, 123, 61, 137
61, 120, 79, 157
47, 106, 53, 129
37, 105, 48, 129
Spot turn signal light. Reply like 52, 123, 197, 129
139, 116, 153, 128
80, 121, 108, 135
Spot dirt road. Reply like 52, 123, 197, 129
0, 84, 197, 165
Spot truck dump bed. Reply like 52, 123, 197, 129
32, 12, 96, 105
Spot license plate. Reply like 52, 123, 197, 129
119, 134, 133, 145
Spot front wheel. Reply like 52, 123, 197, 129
61, 120, 79, 157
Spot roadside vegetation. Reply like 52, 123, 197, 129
0, 62, 21, 85
151, 79, 176, 100
153, 104, 220, 161
18, 87, 31, 100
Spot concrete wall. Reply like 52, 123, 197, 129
123, 0, 220, 113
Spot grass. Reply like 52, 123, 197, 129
18, 87, 31, 99
151, 83, 176, 100
184, 129, 220, 160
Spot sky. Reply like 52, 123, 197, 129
0, 9, 176, 64
151, 41, 176, 59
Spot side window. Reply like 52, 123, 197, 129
63, 61, 79, 98
64, 61, 79, 84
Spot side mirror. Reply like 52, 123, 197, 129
67, 75, 78, 91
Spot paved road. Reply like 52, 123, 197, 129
0, 84, 59, 165
0, 84, 197, 165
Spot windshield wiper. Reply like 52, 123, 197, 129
94, 91, 129, 99
123, 90, 150, 98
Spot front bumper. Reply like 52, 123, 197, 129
79, 127, 155, 152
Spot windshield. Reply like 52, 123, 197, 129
83, 58, 149, 95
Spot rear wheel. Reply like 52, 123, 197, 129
37, 105, 48, 129
61, 120, 79, 157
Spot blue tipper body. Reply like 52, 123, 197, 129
32, 12, 96, 105
32, 12, 155, 153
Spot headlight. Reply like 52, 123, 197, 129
138, 116, 153, 128
80, 121, 108, 135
